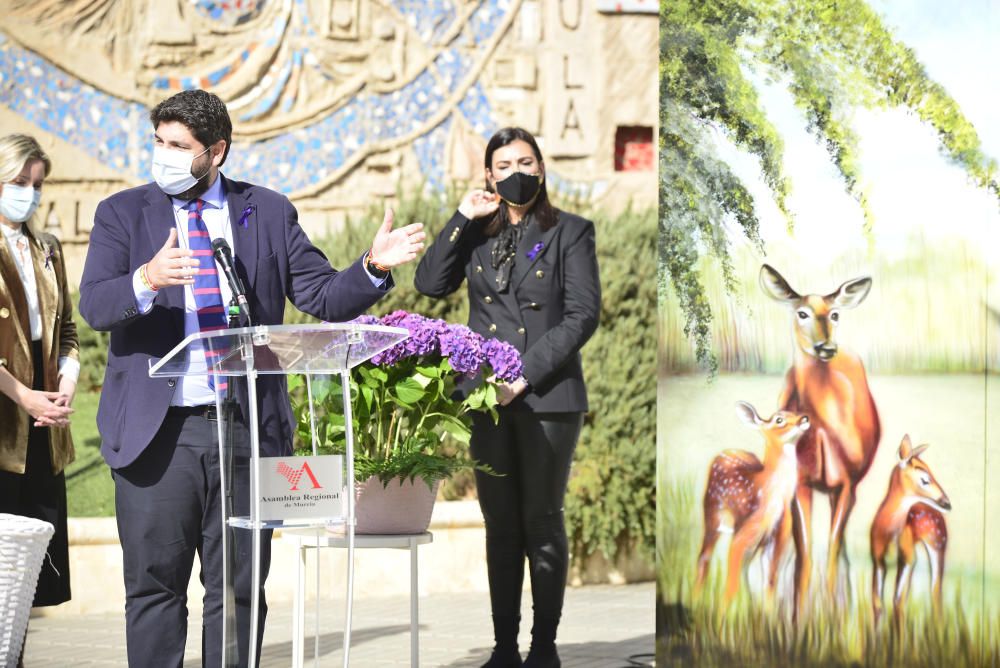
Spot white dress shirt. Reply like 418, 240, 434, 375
2, 222, 80, 383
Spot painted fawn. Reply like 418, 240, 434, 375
695, 401, 810, 605
870, 434, 950, 626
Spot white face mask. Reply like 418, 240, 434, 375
0, 183, 41, 223
151, 145, 210, 196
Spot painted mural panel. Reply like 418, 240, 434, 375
659, 1, 999, 665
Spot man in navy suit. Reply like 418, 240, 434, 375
79, 89, 424, 667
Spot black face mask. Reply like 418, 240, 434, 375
495, 171, 542, 207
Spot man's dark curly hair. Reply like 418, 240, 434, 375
149, 89, 233, 165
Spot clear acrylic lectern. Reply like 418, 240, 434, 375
149, 323, 407, 667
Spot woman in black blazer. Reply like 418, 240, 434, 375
415, 127, 600, 668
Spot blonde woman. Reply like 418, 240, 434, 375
0, 134, 78, 663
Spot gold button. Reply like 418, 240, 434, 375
517, 327, 525, 335
476, 265, 483, 273
536, 270, 544, 279
484, 296, 493, 304
0, 357, 6, 367
530, 302, 539, 310
0, 307, 8, 318
488, 324, 497, 333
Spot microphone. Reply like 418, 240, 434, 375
211, 238, 251, 323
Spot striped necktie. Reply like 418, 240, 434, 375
185, 198, 228, 392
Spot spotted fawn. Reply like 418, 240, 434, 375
695, 401, 810, 605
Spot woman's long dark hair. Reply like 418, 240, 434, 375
482, 127, 559, 236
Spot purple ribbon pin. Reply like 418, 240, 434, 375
238, 205, 255, 229
526, 242, 545, 261
43, 244, 54, 270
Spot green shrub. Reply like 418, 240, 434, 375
566, 205, 657, 566
73, 295, 109, 392
296, 188, 656, 566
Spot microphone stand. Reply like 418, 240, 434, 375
223, 299, 240, 548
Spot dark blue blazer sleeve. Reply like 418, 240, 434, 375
280, 195, 393, 322
79, 198, 146, 331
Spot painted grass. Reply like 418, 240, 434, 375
660, 235, 998, 374
656, 475, 1000, 667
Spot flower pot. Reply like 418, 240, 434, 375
350, 476, 440, 535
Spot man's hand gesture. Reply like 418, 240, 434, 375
146, 228, 199, 288
369, 206, 425, 269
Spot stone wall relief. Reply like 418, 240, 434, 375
0, 0, 655, 270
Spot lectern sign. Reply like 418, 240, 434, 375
259, 455, 344, 522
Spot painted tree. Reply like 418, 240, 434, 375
660, 0, 999, 371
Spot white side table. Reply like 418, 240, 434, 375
282, 528, 433, 667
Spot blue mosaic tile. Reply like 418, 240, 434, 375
457, 82, 495, 138
0, 38, 146, 177
390, 0, 455, 43
470, 0, 509, 44
239, 50, 296, 121
190, 0, 266, 26
412, 116, 452, 192
433, 48, 472, 93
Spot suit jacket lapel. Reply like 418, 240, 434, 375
224, 175, 258, 290
509, 217, 559, 291
0, 236, 30, 359
142, 187, 185, 336
27, 231, 58, 365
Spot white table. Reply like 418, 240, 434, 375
282, 528, 433, 667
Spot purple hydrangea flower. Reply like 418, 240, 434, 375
372, 312, 447, 365
381, 310, 410, 327
439, 323, 485, 375
399, 313, 445, 357
350, 314, 380, 326
482, 338, 524, 382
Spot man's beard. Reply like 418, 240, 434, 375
174, 155, 214, 201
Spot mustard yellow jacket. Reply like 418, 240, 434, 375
0, 227, 78, 474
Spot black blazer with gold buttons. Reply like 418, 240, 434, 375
414, 209, 600, 413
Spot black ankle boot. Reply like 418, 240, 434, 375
522, 645, 559, 668
481, 646, 523, 667
481, 615, 522, 667
523, 615, 560, 667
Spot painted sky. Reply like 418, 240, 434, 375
714, 0, 1000, 267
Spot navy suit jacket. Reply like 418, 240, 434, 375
414, 210, 600, 413
79, 176, 392, 469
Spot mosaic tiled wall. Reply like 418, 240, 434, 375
0, 0, 657, 273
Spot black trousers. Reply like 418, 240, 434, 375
113, 410, 271, 668
470, 410, 582, 623
0, 340, 71, 607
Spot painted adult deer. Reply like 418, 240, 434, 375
870, 435, 950, 626
760, 264, 880, 615
695, 401, 810, 604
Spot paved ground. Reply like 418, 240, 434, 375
23, 583, 654, 667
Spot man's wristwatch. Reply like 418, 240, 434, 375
365, 251, 390, 279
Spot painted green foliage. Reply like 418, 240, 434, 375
660, 0, 999, 371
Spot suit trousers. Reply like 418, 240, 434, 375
113, 409, 271, 668
470, 410, 583, 622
